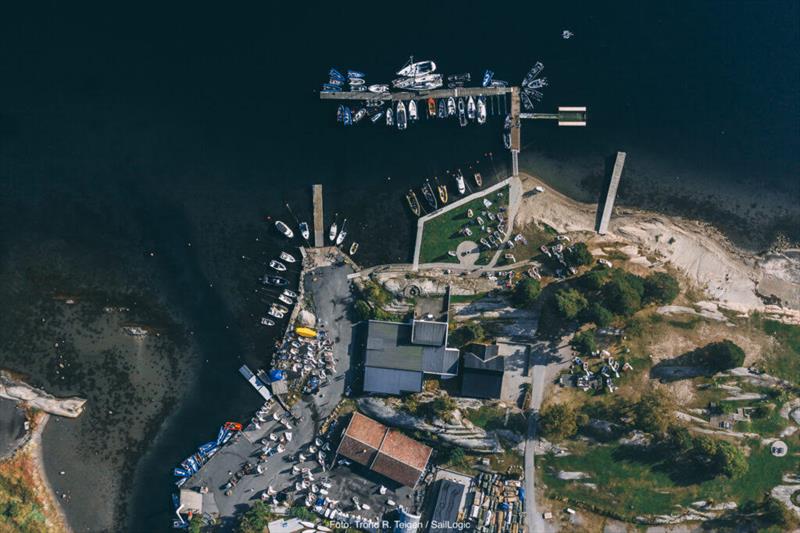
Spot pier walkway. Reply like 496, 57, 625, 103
597, 151, 626, 234
312, 184, 324, 247
319, 86, 512, 102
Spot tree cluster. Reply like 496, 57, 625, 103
686, 340, 745, 371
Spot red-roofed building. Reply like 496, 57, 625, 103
336, 412, 432, 487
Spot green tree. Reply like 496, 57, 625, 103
602, 277, 642, 316
570, 329, 597, 356
238, 501, 273, 533
566, 242, 593, 266
578, 269, 610, 291
513, 278, 541, 308
644, 272, 680, 304
289, 505, 317, 521
449, 323, 485, 347
539, 404, 578, 441
714, 440, 748, 478
447, 447, 466, 464
666, 425, 693, 453
430, 394, 457, 419
554, 289, 588, 320
582, 303, 613, 327
189, 516, 203, 533
690, 340, 746, 371
634, 390, 674, 436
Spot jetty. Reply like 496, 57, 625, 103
320, 87, 586, 178
312, 184, 324, 247
597, 151, 627, 235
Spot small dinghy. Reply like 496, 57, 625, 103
349, 242, 359, 255
269, 260, 286, 272
278, 294, 293, 305
261, 317, 275, 327
280, 251, 296, 263
474, 172, 483, 187
282, 289, 298, 299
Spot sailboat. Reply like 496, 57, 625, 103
396, 102, 407, 130
328, 215, 338, 243
408, 100, 418, 121
335, 219, 348, 246
421, 179, 438, 210
477, 96, 487, 124
467, 96, 476, 120
406, 190, 421, 216
396, 56, 437, 77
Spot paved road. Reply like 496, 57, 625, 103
524, 340, 571, 533
185, 263, 354, 530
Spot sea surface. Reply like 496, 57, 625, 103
0, 2, 797, 531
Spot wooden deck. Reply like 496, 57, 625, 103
312, 184, 324, 247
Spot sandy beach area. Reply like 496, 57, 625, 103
515, 172, 800, 323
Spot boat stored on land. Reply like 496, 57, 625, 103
270, 260, 287, 272
275, 220, 294, 239
406, 190, 421, 216
396, 101, 407, 130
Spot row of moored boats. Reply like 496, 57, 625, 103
406, 170, 482, 216
337, 93, 489, 130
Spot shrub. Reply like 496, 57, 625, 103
449, 323, 485, 347
539, 403, 578, 441
238, 502, 273, 533
578, 269, 610, 291
644, 272, 680, 304
566, 242, 593, 266
289, 506, 316, 521
570, 329, 597, 356
634, 390, 674, 436
513, 278, 541, 308
714, 440, 748, 478
353, 300, 372, 321
554, 289, 588, 320
429, 394, 457, 420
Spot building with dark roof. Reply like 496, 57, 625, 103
336, 412, 432, 487
460, 343, 506, 399
427, 479, 467, 533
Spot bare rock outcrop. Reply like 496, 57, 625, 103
0, 372, 86, 418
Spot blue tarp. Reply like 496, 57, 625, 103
269, 369, 286, 382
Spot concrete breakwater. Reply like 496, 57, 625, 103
0, 372, 86, 418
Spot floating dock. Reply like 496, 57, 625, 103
312, 184, 324, 248
597, 151, 627, 235
239, 364, 272, 400
319, 86, 512, 102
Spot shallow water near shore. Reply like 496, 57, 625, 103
0, 2, 797, 531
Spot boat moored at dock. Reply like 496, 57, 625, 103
406, 189, 421, 216
275, 220, 294, 239
269, 259, 287, 272
396, 101, 407, 130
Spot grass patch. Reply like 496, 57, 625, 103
465, 405, 528, 434
418, 186, 509, 264
450, 292, 489, 304
759, 318, 800, 385
540, 439, 800, 520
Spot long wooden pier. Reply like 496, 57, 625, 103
319, 86, 512, 102
312, 184, 324, 247
597, 151, 626, 235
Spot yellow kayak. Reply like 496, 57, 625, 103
295, 327, 317, 338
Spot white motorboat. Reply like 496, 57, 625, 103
328, 215, 338, 242
278, 294, 293, 305
272, 303, 289, 314
455, 171, 466, 194
467, 96, 476, 120
368, 84, 389, 93
299, 221, 310, 240
269, 259, 286, 272
386, 107, 393, 126
282, 289, 298, 299
268, 308, 285, 319
336, 219, 348, 245
477, 96, 487, 124
396, 101, 407, 130
396, 56, 437, 77
261, 317, 275, 326
408, 100, 418, 121
447, 97, 456, 116
349, 242, 358, 255
392, 73, 442, 90
280, 251, 296, 263
275, 220, 294, 239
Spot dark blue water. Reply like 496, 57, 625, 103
0, 2, 797, 531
